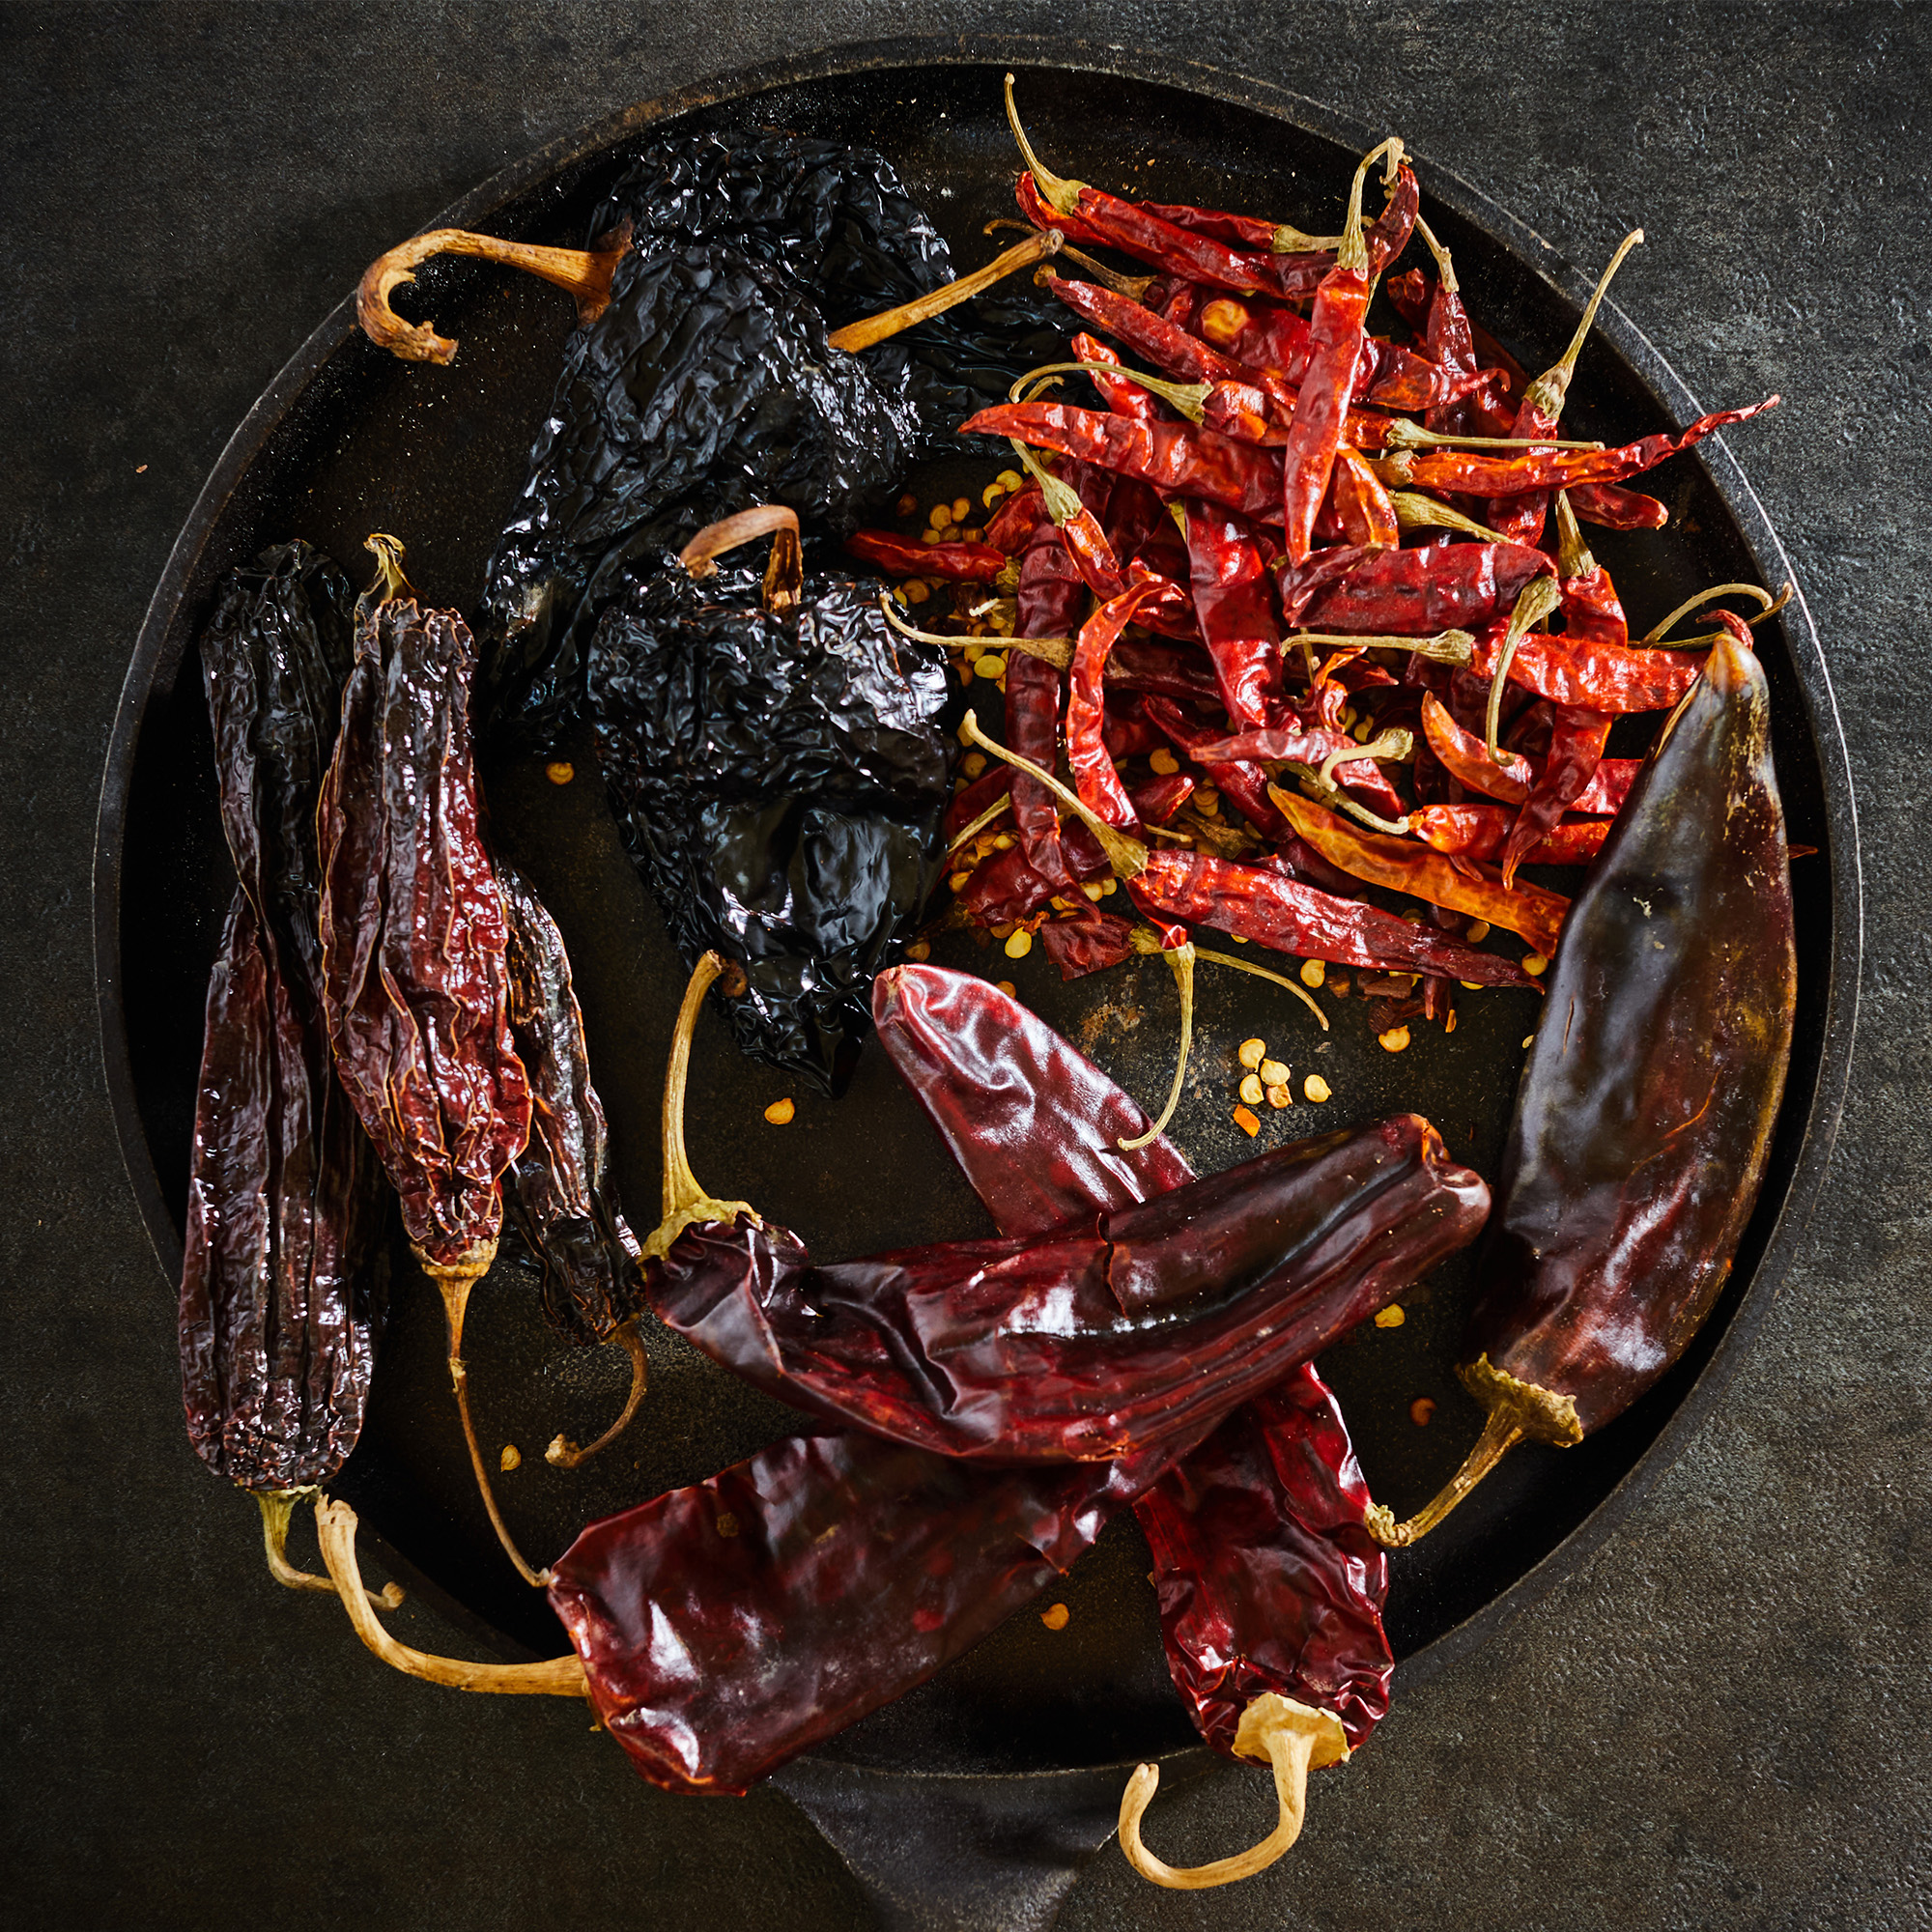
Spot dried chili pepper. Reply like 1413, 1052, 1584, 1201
1375, 396, 1778, 497
1280, 141, 1402, 563
1552, 491, 1630, 647
1179, 502, 1282, 726
1328, 447, 1399, 550
873, 966, 1391, 1887
1467, 621, 1711, 715
1368, 620, 1794, 1545
495, 861, 650, 1468
316, 536, 539, 1582
1420, 692, 1635, 811
1040, 901, 1140, 979
844, 529, 1010, 582
1496, 705, 1611, 888
645, 955, 1490, 1463
182, 542, 394, 1598
1568, 480, 1668, 530
587, 508, 952, 1094
1408, 805, 1610, 867
1274, 789, 1569, 958
986, 480, 1050, 551
1292, 539, 1553, 637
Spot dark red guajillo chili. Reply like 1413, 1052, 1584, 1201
873, 966, 1393, 1889
1292, 540, 1553, 638
1181, 501, 1283, 726
844, 528, 1010, 583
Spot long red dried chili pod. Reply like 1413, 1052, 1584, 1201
316, 535, 541, 1584
1367, 619, 1795, 1546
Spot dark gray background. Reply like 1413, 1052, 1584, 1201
4, 4, 1925, 1928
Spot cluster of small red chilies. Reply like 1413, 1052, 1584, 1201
848, 122, 1778, 1010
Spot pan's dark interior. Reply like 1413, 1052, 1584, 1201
106, 61, 1836, 1778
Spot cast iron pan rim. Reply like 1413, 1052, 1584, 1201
92, 27, 1862, 1756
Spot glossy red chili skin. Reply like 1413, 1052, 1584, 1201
1195, 724, 1407, 822
945, 765, 1010, 838
316, 596, 530, 1265
1130, 847, 1536, 986
644, 1115, 1490, 1463
1007, 525, 1085, 879
1293, 540, 1553, 636
844, 529, 1009, 582
960, 402, 1283, 523
1498, 708, 1610, 888
1182, 502, 1282, 725
1463, 627, 1795, 1430
1409, 804, 1610, 866
1467, 624, 1710, 714
1040, 902, 1139, 979
874, 965, 1392, 1755
551, 1426, 1183, 1797
1383, 396, 1777, 496
1069, 579, 1165, 828
1569, 480, 1668, 531
1281, 266, 1372, 564
1420, 692, 1635, 810
1138, 1376, 1391, 1756
1560, 561, 1630, 648
985, 482, 1050, 553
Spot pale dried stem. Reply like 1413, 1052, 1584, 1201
1119, 944, 1194, 1151
315, 1496, 586, 1695
959, 710, 1149, 879
546, 1319, 650, 1468
1119, 1695, 1349, 1889
357, 224, 630, 364
256, 1489, 402, 1608
827, 230, 1062, 353
1639, 580, 1783, 644
1486, 574, 1564, 764
878, 595, 1073, 670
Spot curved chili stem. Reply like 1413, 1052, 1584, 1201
1119, 1694, 1350, 1889
680, 506, 803, 614
826, 229, 1063, 352
417, 1241, 550, 1588
545, 1318, 650, 1469
1552, 489, 1596, 581
945, 791, 1015, 855
1383, 421, 1605, 451
1290, 628, 1475, 666
1004, 72, 1087, 217
358, 530, 413, 618
878, 594, 1073, 670
1119, 942, 1195, 1151
642, 952, 762, 1264
1520, 228, 1643, 423
1388, 492, 1507, 542
1336, 139, 1403, 277
1362, 1354, 1582, 1548
1413, 214, 1458, 293
959, 710, 1150, 879
315, 1497, 588, 1694
1486, 574, 1564, 763
255, 1489, 403, 1608
1170, 934, 1329, 1031
1316, 726, 1413, 791
984, 219, 1156, 299
357, 224, 632, 364
1638, 579, 1781, 643
1016, 359, 1210, 422
1283, 765, 1411, 838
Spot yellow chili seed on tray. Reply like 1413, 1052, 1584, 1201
997, 469, 1024, 492
1039, 1603, 1070, 1631
1237, 1037, 1266, 1070
1303, 1074, 1332, 1103
1375, 1304, 1406, 1329
764, 1098, 796, 1126
1522, 952, 1548, 976
544, 760, 574, 786
1238, 1073, 1264, 1106
1258, 1058, 1289, 1087
499, 1443, 522, 1471
1004, 928, 1034, 959
1299, 959, 1325, 989
1378, 1026, 1411, 1053
1264, 1082, 1293, 1109
1149, 748, 1180, 776
1411, 1397, 1436, 1426
928, 503, 953, 529
982, 482, 1007, 510
952, 496, 972, 523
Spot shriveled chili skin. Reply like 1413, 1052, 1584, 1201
645, 1115, 1489, 1463
496, 861, 645, 1346
1421, 692, 1636, 811
1040, 903, 1139, 980
1467, 624, 1708, 715
844, 529, 1009, 582
1409, 805, 1609, 867
549, 1426, 1189, 1796
1183, 502, 1282, 725
317, 595, 531, 1267
183, 544, 389, 1490
587, 558, 952, 1094
1463, 628, 1795, 1430
1293, 540, 1553, 637
1137, 1377, 1391, 1755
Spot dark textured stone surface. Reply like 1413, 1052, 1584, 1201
3, 5, 1925, 1928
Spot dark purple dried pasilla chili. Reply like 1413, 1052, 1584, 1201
317, 536, 539, 1583
181, 541, 394, 1598
1369, 620, 1795, 1546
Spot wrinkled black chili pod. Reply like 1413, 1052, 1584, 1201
180, 541, 396, 1601
586, 507, 952, 1094
1368, 617, 1796, 1547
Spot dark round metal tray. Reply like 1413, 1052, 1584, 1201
94, 35, 1859, 1929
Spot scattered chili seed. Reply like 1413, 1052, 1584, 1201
1004, 927, 1034, 959
1082, 880, 1106, 901
1379, 1026, 1412, 1053
1258, 1058, 1289, 1087
1523, 1035, 1537, 1048
716, 1513, 741, 1538
996, 468, 1025, 491
928, 503, 953, 529
996, 980, 1018, 998
1238, 1072, 1264, 1106
921, 528, 945, 547
961, 526, 984, 543
993, 834, 1015, 851
897, 493, 918, 518
1522, 952, 1549, 976
544, 759, 575, 785
1299, 959, 1326, 988
949, 871, 972, 894
1303, 1074, 1332, 1103
962, 751, 986, 779
1411, 1397, 1436, 1426
1264, 1082, 1293, 1109
904, 940, 930, 962
1237, 1037, 1266, 1070
975, 655, 1006, 681
499, 1443, 522, 1471
764, 1097, 797, 1125
1040, 1603, 1071, 1631
1445, 1008, 1458, 1035
952, 496, 973, 524
1375, 1304, 1406, 1328
1461, 980, 1484, 990
1233, 1104, 1262, 1136
1149, 748, 1180, 776
982, 482, 1007, 510
1467, 920, 1492, 942
905, 579, 931, 604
